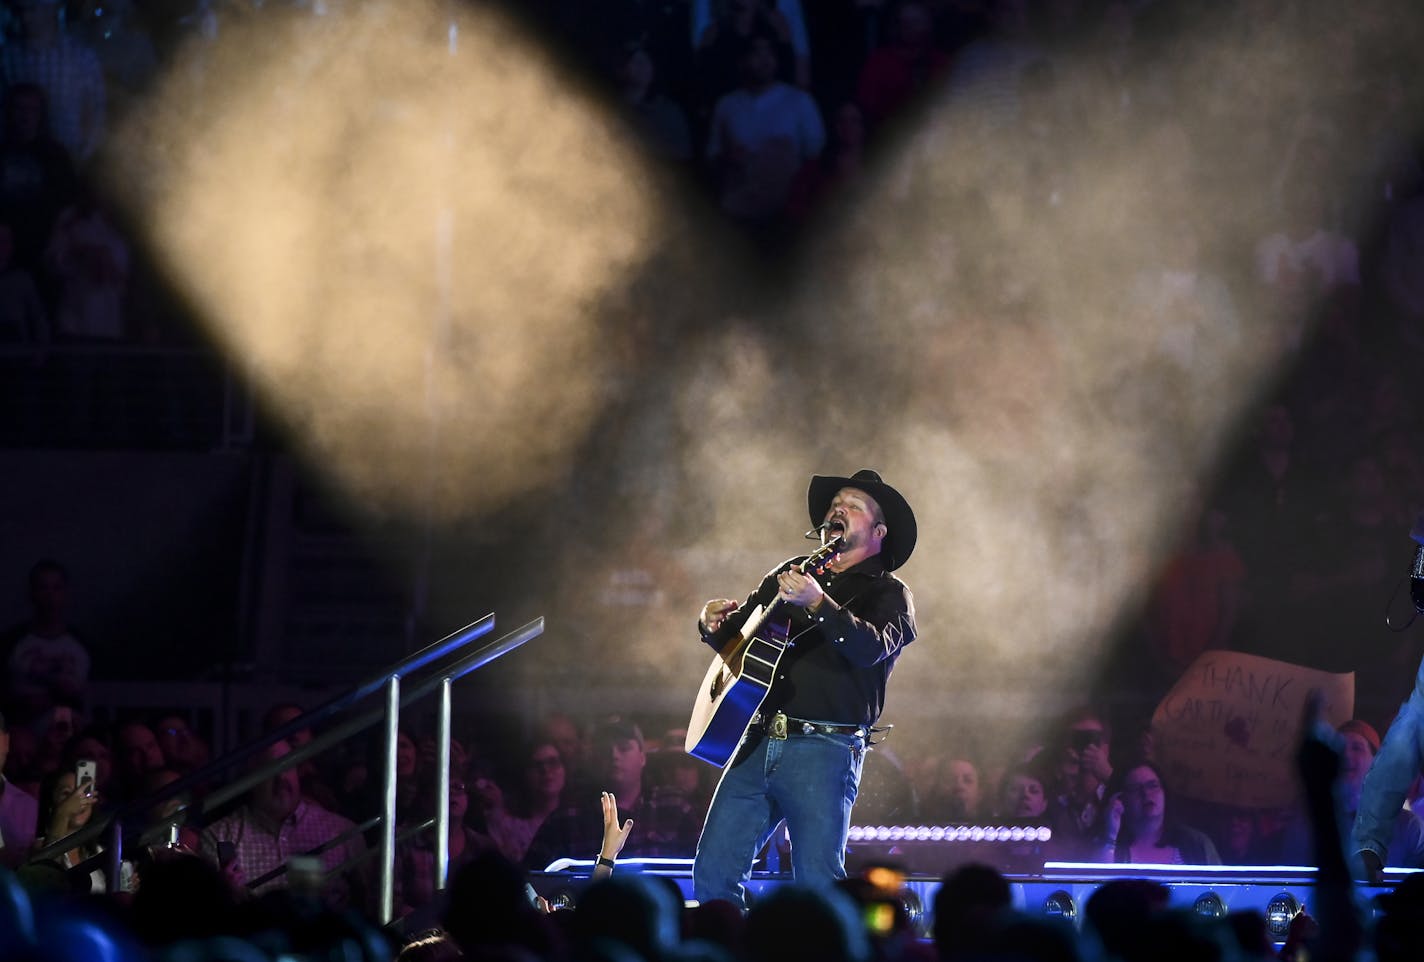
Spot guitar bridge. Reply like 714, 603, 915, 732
768, 710, 788, 740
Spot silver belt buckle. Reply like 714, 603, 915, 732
769, 711, 789, 740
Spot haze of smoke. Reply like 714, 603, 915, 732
99, 0, 1424, 741
669, 0, 1422, 736
106, 0, 661, 520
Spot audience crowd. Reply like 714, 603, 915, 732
0, 696, 1418, 962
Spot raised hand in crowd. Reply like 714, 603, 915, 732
593, 789, 635, 880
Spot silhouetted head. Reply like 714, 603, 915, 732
573, 875, 681, 962
744, 884, 869, 962
933, 864, 1012, 960
443, 851, 551, 957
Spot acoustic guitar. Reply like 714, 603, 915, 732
685, 537, 843, 767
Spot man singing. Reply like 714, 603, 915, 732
693, 469, 917, 906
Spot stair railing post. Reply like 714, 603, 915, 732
379, 675, 401, 924
435, 676, 453, 892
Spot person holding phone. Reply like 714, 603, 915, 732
30, 763, 133, 892
1093, 760, 1222, 865
1045, 706, 1115, 859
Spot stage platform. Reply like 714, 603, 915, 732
530, 857, 1408, 948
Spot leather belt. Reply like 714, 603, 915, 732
752, 710, 864, 740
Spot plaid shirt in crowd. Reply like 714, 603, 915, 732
201, 799, 367, 907
394, 825, 495, 914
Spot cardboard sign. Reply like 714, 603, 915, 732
1152, 650, 1354, 808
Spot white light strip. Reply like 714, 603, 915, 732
848, 825, 1053, 842
1044, 862, 1317, 873
541, 857, 697, 873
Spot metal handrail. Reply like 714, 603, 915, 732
29, 614, 541, 922
31, 614, 495, 863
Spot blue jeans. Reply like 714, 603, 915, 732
1353, 654, 1424, 865
693, 728, 865, 907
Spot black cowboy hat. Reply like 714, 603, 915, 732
807, 469, 916, 570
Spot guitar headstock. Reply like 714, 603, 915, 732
803, 536, 844, 574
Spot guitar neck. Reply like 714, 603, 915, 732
734, 540, 841, 643
738, 598, 779, 645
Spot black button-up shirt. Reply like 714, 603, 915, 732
700, 553, 916, 727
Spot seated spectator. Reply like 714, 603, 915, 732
261, 701, 340, 812
29, 765, 133, 893
1212, 808, 1268, 866
1045, 706, 1114, 857
616, 41, 694, 162
1, 559, 90, 728
32, 701, 79, 782
536, 711, 588, 797
261, 702, 312, 751
394, 774, 495, 918
644, 742, 712, 824
153, 714, 209, 775
993, 760, 1060, 870
787, 100, 866, 221
483, 739, 566, 866
706, 34, 825, 225
200, 739, 367, 911
44, 188, 131, 341
524, 719, 698, 870
1094, 759, 1221, 865
417, 730, 469, 779
394, 728, 422, 823
695, 0, 795, 109
0, 710, 38, 869
854, 1, 951, 132
921, 753, 983, 823
0, 83, 79, 272
113, 719, 164, 804
0, 221, 45, 343
330, 728, 421, 825
2, 723, 39, 798
0, 0, 106, 162
1338, 719, 1424, 868
694, 0, 810, 89
996, 761, 1049, 822
1283, 719, 1424, 869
